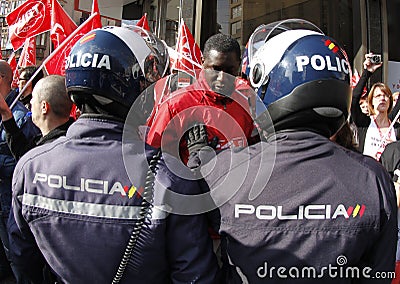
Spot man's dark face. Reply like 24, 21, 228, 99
203, 50, 240, 96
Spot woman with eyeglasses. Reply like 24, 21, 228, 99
351, 53, 400, 160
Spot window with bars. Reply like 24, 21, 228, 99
232, 5, 241, 19
0, 0, 24, 16
231, 20, 241, 35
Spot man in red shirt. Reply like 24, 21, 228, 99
146, 33, 255, 164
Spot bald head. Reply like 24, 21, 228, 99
33, 75, 72, 118
0, 60, 13, 86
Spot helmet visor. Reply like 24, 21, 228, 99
125, 25, 170, 79
247, 19, 323, 64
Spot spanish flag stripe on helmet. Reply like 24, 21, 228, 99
80, 33, 96, 45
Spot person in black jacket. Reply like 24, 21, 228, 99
0, 60, 40, 283
0, 75, 73, 283
351, 53, 400, 160
380, 143, 400, 283
7, 27, 218, 284
17, 66, 44, 110
188, 20, 397, 283
0, 75, 74, 160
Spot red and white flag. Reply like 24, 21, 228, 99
18, 37, 36, 67
351, 68, 367, 96
350, 68, 360, 89
7, 53, 19, 88
91, 0, 102, 29
171, 20, 202, 78
6, 0, 52, 51
44, 13, 99, 75
136, 13, 150, 31
50, 0, 77, 48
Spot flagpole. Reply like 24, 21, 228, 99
177, 0, 183, 85
179, 0, 183, 23
50, 0, 55, 54
7, 12, 99, 111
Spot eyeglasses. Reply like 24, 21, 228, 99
373, 93, 391, 99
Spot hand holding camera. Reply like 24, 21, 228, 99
363, 53, 382, 73
369, 54, 382, 64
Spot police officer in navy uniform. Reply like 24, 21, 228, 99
8, 26, 219, 284
187, 19, 397, 283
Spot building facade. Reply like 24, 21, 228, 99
0, 0, 399, 91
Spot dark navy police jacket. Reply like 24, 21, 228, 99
200, 130, 397, 284
8, 115, 219, 284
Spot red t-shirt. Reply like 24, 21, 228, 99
146, 72, 255, 164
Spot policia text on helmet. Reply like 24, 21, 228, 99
65, 26, 169, 121
245, 19, 352, 138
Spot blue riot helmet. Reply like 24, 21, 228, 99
247, 19, 352, 137
65, 26, 169, 118
242, 19, 322, 79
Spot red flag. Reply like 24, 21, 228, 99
172, 20, 202, 78
7, 53, 19, 88
50, 0, 77, 48
6, 0, 51, 51
91, 0, 102, 29
18, 37, 36, 67
350, 69, 360, 89
136, 13, 150, 31
351, 68, 367, 96
44, 13, 98, 75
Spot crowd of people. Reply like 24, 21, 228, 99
0, 19, 398, 284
